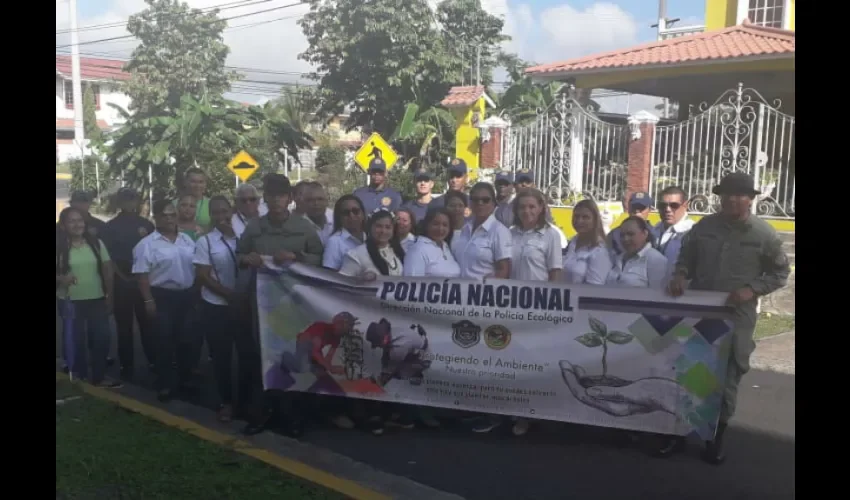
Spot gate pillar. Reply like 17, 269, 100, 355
625, 110, 659, 206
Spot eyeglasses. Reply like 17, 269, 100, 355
470, 196, 492, 204
658, 202, 683, 211
238, 197, 259, 203
341, 208, 362, 217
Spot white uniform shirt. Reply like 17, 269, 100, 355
451, 214, 513, 280
510, 224, 563, 282
132, 231, 196, 290
403, 236, 461, 278
339, 243, 403, 277
323, 229, 365, 270
193, 229, 244, 306
232, 203, 268, 238
302, 208, 335, 245
562, 240, 612, 285
400, 233, 416, 253
606, 243, 669, 289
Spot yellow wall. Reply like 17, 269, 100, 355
548, 206, 795, 238
451, 97, 485, 181
704, 0, 737, 31
789, 0, 794, 29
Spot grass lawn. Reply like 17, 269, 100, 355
56, 381, 343, 500
754, 313, 795, 340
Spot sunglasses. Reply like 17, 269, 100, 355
658, 202, 683, 211
470, 196, 493, 204
238, 197, 259, 203
341, 208, 362, 217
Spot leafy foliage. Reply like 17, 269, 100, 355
435, 0, 509, 87
315, 145, 347, 174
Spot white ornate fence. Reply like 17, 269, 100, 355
650, 84, 795, 218
503, 90, 630, 206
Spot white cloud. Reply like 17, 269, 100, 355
56, 1, 653, 105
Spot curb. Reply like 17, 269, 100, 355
56, 173, 72, 180
55, 372, 464, 500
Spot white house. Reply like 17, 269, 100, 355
56, 55, 131, 163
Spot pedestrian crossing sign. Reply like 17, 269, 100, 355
227, 150, 260, 182
354, 133, 399, 173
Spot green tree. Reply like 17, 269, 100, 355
435, 0, 509, 87
124, 0, 235, 114
105, 0, 310, 198
298, 0, 464, 136
82, 86, 103, 148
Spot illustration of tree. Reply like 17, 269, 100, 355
575, 317, 634, 379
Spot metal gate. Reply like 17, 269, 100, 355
650, 83, 795, 219
503, 88, 630, 206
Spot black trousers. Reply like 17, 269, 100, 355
201, 300, 259, 408
113, 276, 156, 370
150, 287, 196, 391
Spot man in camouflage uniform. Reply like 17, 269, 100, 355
668, 172, 790, 465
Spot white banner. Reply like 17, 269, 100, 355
257, 264, 734, 439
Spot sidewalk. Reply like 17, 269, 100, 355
751, 331, 795, 374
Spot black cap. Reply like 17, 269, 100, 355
368, 157, 387, 172
413, 169, 433, 181
70, 190, 93, 203
448, 158, 468, 176
712, 172, 761, 196
116, 187, 139, 201
263, 173, 292, 195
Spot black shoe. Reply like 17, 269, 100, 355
106, 357, 116, 367
647, 435, 686, 458
243, 414, 273, 436
120, 367, 134, 381
701, 423, 727, 465
283, 419, 305, 438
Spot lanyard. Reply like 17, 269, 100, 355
205, 234, 239, 281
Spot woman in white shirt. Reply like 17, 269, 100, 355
323, 195, 367, 270
444, 190, 469, 241
404, 209, 461, 278
562, 199, 612, 285
394, 208, 417, 253
606, 216, 668, 289
452, 182, 512, 281
339, 210, 405, 279
193, 196, 255, 423
133, 199, 197, 402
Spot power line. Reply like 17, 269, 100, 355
55, 0, 266, 34
56, 1, 306, 49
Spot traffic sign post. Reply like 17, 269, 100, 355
354, 133, 399, 172
227, 150, 260, 182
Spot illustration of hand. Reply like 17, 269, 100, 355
559, 361, 681, 417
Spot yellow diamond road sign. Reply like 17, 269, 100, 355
227, 150, 260, 182
354, 133, 399, 173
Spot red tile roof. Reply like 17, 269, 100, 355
441, 85, 487, 107
56, 55, 130, 82
56, 118, 111, 130
525, 21, 795, 76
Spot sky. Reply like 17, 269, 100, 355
56, 0, 707, 113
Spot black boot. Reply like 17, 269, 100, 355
701, 423, 728, 465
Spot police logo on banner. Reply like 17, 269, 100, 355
452, 320, 481, 348
484, 325, 511, 350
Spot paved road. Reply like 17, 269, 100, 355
56, 318, 795, 500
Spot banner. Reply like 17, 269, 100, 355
257, 264, 734, 439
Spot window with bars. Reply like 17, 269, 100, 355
63, 81, 101, 111
748, 0, 785, 29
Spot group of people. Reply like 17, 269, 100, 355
55, 156, 790, 466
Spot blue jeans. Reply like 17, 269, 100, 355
150, 287, 196, 391
58, 298, 111, 384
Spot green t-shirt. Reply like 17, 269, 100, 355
181, 228, 201, 241
57, 240, 111, 301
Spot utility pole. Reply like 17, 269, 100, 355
657, 0, 668, 38
68, 0, 86, 164
475, 45, 481, 86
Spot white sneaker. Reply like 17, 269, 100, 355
330, 415, 355, 430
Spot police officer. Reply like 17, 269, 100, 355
494, 171, 515, 227
400, 169, 435, 222
608, 191, 660, 259
668, 172, 790, 465
428, 158, 470, 210
353, 158, 403, 215
101, 188, 157, 380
